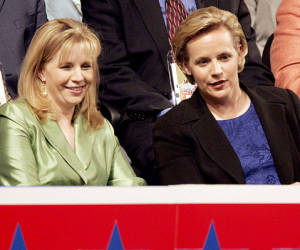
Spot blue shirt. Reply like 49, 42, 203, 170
217, 103, 280, 184
158, 0, 197, 27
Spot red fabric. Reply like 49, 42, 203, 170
165, 0, 188, 42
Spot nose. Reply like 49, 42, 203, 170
211, 60, 222, 76
71, 67, 84, 82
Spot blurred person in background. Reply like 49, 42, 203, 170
0, 0, 47, 98
244, 0, 281, 55
270, 0, 300, 98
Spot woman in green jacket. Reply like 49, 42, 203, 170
0, 19, 145, 186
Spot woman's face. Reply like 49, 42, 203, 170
39, 43, 94, 113
183, 26, 242, 104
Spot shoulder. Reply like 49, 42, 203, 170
95, 118, 114, 134
0, 99, 38, 135
154, 97, 195, 130
277, 0, 299, 13
0, 99, 34, 122
90, 118, 118, 143
245, 84, 299, 103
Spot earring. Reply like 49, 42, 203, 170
40, 82, 47, 96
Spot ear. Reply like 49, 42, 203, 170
38, 69, 46, 83
182, 61, 192, 76
237, 44, 243, 65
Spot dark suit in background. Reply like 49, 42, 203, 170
153, 84, 300, 184
0, 0, 47, 98
82, 0, 274, 183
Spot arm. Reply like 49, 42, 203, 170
24, 0, 47, 51
105, 121, 146, 186
270, 0, 300, 98
82, 0, 172, 114
0, 107, 39, 186
153, 119, 205, 185
236, 0, 274, 85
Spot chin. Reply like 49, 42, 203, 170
65, 100, 83, 108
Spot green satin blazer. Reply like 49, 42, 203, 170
0, 99, 146, 186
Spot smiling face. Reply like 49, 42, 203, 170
183, 25, 242, 105
39, 43, 95, 114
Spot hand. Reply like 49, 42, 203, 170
290, 182, 300, 185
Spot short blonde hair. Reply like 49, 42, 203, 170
172, 6, 248, 83
18, 18, 103, 129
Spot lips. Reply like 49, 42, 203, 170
65, 85, 86, 91
65, 85, 87, 95
209, 80, 226, 86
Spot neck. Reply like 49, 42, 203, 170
205, 88, 251, 120
53, 104, 75, 126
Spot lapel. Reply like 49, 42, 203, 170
244, 85, 295, 183
134, 0, 170, 72
182, 90, 245, 183
183, 84, 296, 184
40, 115, 96, 184
0, 0, 5, 12
74, 115, 96, 171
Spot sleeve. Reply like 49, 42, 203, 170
153, 119, 205, 185
0, 110, 40, 186
270, 0, 300, 98
36, 0, 48, 28
24, 0, 47, 53
81, 0, 171, 113
237, 0, 275, 86
105, 121, 146, 186
244, 0, 276, 55
287, 89, 300, 144
285, 89, 300, 177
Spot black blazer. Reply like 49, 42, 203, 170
82, 0, 274, 117
153, 84, 300, 184
0, 0, 47, 98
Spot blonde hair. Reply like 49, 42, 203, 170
18, 18, 103, 129
172, 6, 248, 83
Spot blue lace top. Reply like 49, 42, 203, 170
217, 103, 280, 184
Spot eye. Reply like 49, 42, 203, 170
60, 64, 72, 69
196, 58, 208, 66
219, 54, 231, 61
81, 63, 92, 70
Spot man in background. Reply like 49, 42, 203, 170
245, 0, 281, 55
45, 0, 82, 21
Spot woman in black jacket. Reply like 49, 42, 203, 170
153, 7, 300, 185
